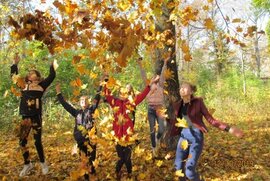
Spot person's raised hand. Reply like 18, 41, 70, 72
55, 83, 61, 94
13, 53, 20, 65
149, 75, 160, 86
52, 59, 59, 70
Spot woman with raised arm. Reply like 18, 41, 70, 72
56, 83, 102, 180
103, 76, 159, 180
10, 53, 57, 177
137, 56, 169, 157
174, 82, 243, 181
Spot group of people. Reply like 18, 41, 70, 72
11, 53, 243, 181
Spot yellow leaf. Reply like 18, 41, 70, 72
180, 139, 189, 150
117, 1, 131, 11
106, 77, 117, 89
138, 173, 146, 180
175, 118, 188, 128
126, 127, 133, 135
232, 18, 241, 23
203, 5, 209, 11
229, 149, 238, 157
92, 109, 100, 119
204, 18, 215, 30
175, 169, 185, 177
156, 160, 163, 167
145, 153, 152, 161
134, 146, 144, 155
93, 159, 99, 169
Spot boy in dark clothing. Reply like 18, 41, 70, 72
56, 83, 101, 180
10, 53, 57, 177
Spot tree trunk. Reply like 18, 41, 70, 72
154, 2, 180, 150
241, 49, 247, 96
254, 31, 261, 78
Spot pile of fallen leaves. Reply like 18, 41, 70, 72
0, 109, 269, 181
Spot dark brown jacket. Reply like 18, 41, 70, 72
173, 97, 228, 133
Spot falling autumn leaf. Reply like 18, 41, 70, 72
204, 18, 215, 30
181, 139, 189, 150
175, 169, 185, 177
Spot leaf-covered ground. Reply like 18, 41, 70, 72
0, 115, 269, 181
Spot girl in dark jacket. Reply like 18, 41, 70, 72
10, 53, 57, 177
56, 83, 101, 180
174, 82, 243, 181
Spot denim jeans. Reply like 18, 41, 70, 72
175, 128, 204, 181
148, 106, 166, 148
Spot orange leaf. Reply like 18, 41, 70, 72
73, 89, 80, 96
204, 18, 214, 30
181, 41, 189, 53
11, 86, 21, 97
70, 78, 82, 87
184, 53, 192, 62
164, 69, 174, 80
76, 64, 86, 74
236, 26, 243, 32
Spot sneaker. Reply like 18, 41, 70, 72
40, 162, 49, 175
19, 162, 34, 177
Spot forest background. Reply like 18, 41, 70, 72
0, 0, 269, 180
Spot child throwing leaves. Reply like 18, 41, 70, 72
103, 76, 159, 180
173, 82, 243, 181
56, 83, 102, 180
137, 56, 169, 157
10, 53, 57, 177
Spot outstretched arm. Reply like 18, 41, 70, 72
56, 83, 78, 117
92, 85, 102, 110
134, 76, 160, 105
159, 56, 169, 88
200, 98, 243, 137
39, 60, 58, 90
137, 58, 148, 86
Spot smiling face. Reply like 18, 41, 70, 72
80, 96, 90, 109
179, 83, 193, 99
27, 70, 40, 82
119, 87, 128, 100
